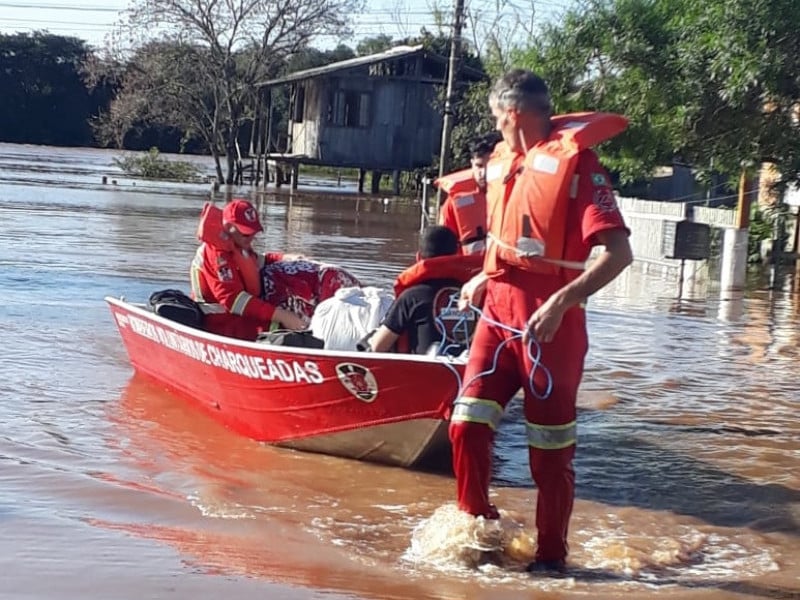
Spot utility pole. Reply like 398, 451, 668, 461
735, 164, 753, 229
436, 0, 466, 209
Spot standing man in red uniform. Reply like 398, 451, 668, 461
449, 69, 633, 574
436, 135, 497, 255
190, 199, 307, 340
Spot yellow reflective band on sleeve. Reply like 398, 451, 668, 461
190, 248, 205, 302
199, 303, 226, 315
450, 397, 504, 430
231, 291, 253, 316
526, 420, 577, 450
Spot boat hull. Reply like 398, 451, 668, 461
106, 297, 464, 469
276, 419, 452, 470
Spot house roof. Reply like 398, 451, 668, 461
259, 44, 485, 87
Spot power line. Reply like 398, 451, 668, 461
0, 2, 122, 11
0, 16, 116, 26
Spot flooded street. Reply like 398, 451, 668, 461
1, 142, 798, 599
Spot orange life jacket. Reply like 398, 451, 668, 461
436, 169, 487, 255
393, 253, 484, 297
194, 202, 262, 298
434, 168, 475, 196
391, 253, 483, 354
484, 112, 628, 277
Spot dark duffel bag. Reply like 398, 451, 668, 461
148, 289, 205, 330
256, 329, 325, 349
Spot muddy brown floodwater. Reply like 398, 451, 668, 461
1, 143, 798, 599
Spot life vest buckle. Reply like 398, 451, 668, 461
515, 236, 545, 258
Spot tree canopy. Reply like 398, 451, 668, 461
0, 32, 109, 146
513, 0, 800, 187
87, 0, 360, 183
6, 0, 799, 195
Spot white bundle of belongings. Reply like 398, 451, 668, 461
310, 286, 395, 351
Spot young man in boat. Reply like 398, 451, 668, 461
190, 199, 307, 340
449, 69, 633, 574
366, 225, 482, 354
435, 134, 497, 256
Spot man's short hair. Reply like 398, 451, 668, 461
469, 133, 500, 158
419, 225, 459, 259
489, 69, 552, 116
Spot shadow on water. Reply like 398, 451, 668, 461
493, 406, 800, 537
530, 566, 800, 599
579, 434, 800, 534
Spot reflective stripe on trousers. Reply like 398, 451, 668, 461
450, 397, 504, 430
526, 420, 577, 450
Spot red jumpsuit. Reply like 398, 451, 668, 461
448, 149, 628, 563
190, 243, 284, 341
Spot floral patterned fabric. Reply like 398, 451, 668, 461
261, 259, 362, 320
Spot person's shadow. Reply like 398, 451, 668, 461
491, 401, 800, 596
494, 401, 799, 534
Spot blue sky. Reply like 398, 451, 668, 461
0, 0, 572, 51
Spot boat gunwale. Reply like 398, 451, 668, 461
106, 295, 468, 366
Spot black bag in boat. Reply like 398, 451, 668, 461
148, 289, 205, 330
256, 329, 325, 349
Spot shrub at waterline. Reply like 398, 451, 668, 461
113, 147, 202, 182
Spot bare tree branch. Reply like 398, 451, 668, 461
93, 0, 359, 182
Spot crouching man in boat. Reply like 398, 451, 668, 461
190, 199, 307, 340
366, 226, 482, 354
436, 134, 497, 256
449, 69, 633, 574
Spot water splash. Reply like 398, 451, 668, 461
403, 504, 537, 571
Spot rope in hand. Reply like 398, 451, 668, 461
433, 296, 553, 402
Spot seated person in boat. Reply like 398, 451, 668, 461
190, 199, 307, 340
366, 226, 483, 354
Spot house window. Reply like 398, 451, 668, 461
292, 85, 305, 123
328, 90, 371, 128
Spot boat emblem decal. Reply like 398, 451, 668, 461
433, 287, 476, 349
115, 313, 129, 328
335, 362, 378, 403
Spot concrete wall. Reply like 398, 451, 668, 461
615, 195, 737, 280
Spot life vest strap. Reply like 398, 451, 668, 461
462, 239, 486, 254
486, 233, 586, 271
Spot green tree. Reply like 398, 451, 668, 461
88, 0, 359, 184
511, 0, 800, 187
0, 32, 106, 146
87, 42, 217, 155
355, 34, 395, 56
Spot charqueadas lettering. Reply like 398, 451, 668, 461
127, 315, 323, 384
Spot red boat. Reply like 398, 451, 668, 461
106, 296, 465, 470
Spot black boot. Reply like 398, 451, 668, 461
526, 559, 567, 577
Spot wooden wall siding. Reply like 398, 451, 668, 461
288, 75, 443, 170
